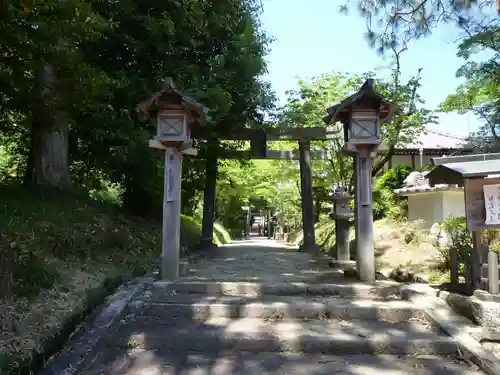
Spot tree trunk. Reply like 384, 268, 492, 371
28, 63, 71, 189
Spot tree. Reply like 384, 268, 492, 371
341, 0, 499, 51
440, 18, 500, 152
0, 0, 275, 218
0, 1, 108, 188
278, 47, 433, 194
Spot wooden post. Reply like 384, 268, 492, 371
488, 251, 499, 294
200, 155, 218, 249
267, 210, 272, 239
280, 199, 285, 240
245, 209, 251, 239
450, 247, 459, 287
161, 147, 183, 279
353, 155, 360, 261
471, 230, 482, 292
464, 251, 472, 294
355, 146, 375, 282
298, 139, 319, 253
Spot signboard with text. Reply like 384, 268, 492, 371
464, 178, 500, 230
484, 184, 500, 226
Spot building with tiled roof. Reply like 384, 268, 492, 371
380, 127, 473, 171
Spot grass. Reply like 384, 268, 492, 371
287, 216, 451, 282
0, 182, 229, 375
0, 183, 160, 373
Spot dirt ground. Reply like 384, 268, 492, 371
372, 219, 447, 283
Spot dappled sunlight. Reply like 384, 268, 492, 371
73, 240, 481, 375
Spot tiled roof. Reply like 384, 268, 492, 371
395, 170, 462, 195
399, 128, 469, 149
395, 184, 463, 195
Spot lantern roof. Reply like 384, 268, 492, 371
323, 79, 401, 125
138, 77, 211, 123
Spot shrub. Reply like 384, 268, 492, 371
373, 165, 413, 221
435, 216, 472, 270
213, 222, 232, 244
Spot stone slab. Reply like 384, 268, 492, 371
128, 296, 423, 323
77, 349, 484, 375
105, 316, 456, 355
401, 283, 500, 375
151, 280, 401, 299
470, 297, 500, 341
474, 289, 500, 303
328, 259, 356, 269
38, 277, 153, 375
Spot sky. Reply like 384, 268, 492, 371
260, 0, 486, 137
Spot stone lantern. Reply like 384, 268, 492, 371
323, 79, 399, 282
138, 77, 209, 279
328, 186, 354, 268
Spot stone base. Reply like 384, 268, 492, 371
328, 259, 356, 269
470, 296, 500, 340
179, 261, 189, 276
474, 289, 500, 303
438, 289, 500, 341
298, 243, 321, 254
156, 261, 190, 279
198, 238, 219, 251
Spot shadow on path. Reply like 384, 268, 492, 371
74, 239, 483, 375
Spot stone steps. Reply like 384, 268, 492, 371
149, 280, 402, 298
102, 280, 462, 357
79, 350, 483, 375
128, 295, 423, 323
107, 316, 456, 355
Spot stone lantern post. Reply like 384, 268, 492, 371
323, 79, 399, 282
138, 78, 209, 279
329, 186, 354, 268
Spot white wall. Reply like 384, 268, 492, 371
442, 190, 466, 220
406, 190, 465, 229
382, 153, 441, 171
408, 193, 443, 229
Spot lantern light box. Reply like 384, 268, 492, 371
348, 107, 381, 144
156, 110, 190, 143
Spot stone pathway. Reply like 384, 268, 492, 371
54, 238, 485, 375
184, 238, 338, 282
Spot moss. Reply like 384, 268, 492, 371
0, 183, 229, 375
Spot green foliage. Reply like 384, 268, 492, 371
0, 183, 232, 300
341, 0, 497, 52
372, 165, 412, 220
0, 183, 160, 298
215, 159, 304, 236
440, 18, 500, 152
278, 62, 432, 197
377, 164, 413, 190
315, 220, 337, 255
434, 216, 500, 272
0, 0, 275, 219
180, 215, 203, 252
213, 222, 232, 245
435, 216, 473, 270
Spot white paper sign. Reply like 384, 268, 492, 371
483, 184, 500, 225
165, 150, 179, 202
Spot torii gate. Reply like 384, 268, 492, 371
195, 126, 338, 254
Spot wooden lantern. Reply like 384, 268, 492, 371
138, 77, 209, 148
348, 106, 380, 145
323, 79, 399, 149
156, 109, 189, 143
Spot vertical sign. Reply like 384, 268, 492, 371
483, 184, 500, 225
165, 150, 179, 202
359, 156, 371, 206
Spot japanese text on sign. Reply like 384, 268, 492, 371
165, 151, 179, 202
483, 184, 500, 225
